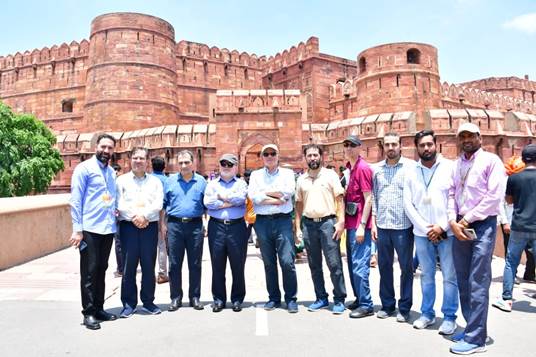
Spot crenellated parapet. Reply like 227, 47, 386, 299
176, 40, 266, 68
215, 89, 301, 113
262, 37, 319, 74
459, 76, 536, 102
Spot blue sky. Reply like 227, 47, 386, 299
1, 0, 535, 83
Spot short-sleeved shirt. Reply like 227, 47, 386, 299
506, 168, 536, 232
345, 157, 373, 230
296, 167, 345, 219
164, 172, 207, 218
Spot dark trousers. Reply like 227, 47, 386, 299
453, 215, 496, 347
502, 224, 535, 280
255, 215, 297, 303
376, 227, 414, 315
114, 232, 123, 273
302, 217, 346, 303
80, 231, 114, 316
167, 219, 204, 301
119, 221, 158, 308
207, 218, 248, 304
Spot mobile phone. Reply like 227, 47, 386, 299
79, 240, 88, 251
463, 228, 477, 240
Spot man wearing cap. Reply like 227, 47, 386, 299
248, 144, 298, 313
447, 122, 506, 355
341, 134, 375, 318
493, 144, 536, 312
204, 154, 248, 313
295, 144, 347, 315
164, 150, 207, 312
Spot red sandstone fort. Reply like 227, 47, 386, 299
1, 12, 535, 191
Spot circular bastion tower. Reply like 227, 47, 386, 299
84, 13, 178, 131
355, 42, 442, 125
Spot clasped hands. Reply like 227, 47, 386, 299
132, 214, 149, 229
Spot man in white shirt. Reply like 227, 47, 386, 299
116, 147, 164, 317
403, 130, 458, 335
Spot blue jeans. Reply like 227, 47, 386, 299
255, 215, 297, 303
347, 228, 373, 310
414, 235, 458, 320
376, 227, 414, 315
502, 230, 536, 300
302, 217, 346, 303
452, 215, 496, 347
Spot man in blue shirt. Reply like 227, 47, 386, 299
151, 156, 169, 285
204, 154, 248, 312
69, 133, 118, 330
164, 150, 207, 311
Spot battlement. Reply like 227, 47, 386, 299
459, 76, 536, 93
262, 37, 320, 73
215, 89, 301, 112
176, 40, 266, 68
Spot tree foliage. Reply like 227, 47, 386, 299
0, 102, 64, 197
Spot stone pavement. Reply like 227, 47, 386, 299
1, 241, 535, 357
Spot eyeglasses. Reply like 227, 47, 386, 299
262, 152, 277, 157
343, 142, 358, 148
178, 161, 191, 165
220, 161, 234, 168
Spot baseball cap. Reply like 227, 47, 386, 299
219, 153, 238, 166
343, 135, 362, 146
261, 144, 279, 154
457, 122, 480, 136
522, 144, 536, 163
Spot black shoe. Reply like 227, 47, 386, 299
190, 297, 204, 310
83, 315, 101, 330
349, 307, 374, 318
213, 302, 224, 313
346, 300, 359, 310
95, 310, 117, 321
232, 302, 242, 312
168, 298, 182, 312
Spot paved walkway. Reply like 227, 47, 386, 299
1, 241, 535, 357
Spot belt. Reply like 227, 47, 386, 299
256, 212, 291, 219
210, 217, 245, 225
303, 215, 336, 223
168, 216, 202, 223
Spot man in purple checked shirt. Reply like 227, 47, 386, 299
447, 122, 506, 355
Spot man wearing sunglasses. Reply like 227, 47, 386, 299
248, 144, 298, 313
204, 154, 248, 312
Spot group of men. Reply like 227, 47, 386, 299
69, 122, 536, 355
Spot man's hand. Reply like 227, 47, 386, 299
355, 225, 365, 244
265, 191, 284, 199
295, 228, 303, 246
133, 215, 149, 229
427, 224, 444, 242
332, 221, 345, 241
70, 231, 83, 248
502, 223, 511, 235
161, 224, 167, 239
262, 197, 285, 205
450, 220, 470, 241
371, 223, 378, 242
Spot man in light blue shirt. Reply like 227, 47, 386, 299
69, 133, 118, 330
248, 144, 298, 313
204, 153, 248, 312
164, 150, 207, 312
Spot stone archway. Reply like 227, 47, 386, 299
244, 143, 263, 171
238, 132, 276, 173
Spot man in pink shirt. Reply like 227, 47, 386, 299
447, 123, 506, 355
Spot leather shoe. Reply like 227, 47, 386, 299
95, 310, 117, 321
213, 302, 224, 313
232, 302, 242, 312
349, 307, 374, 318
346, 300, 359, 311
83, 315, 101, 330
190, 297, 204, 310
168, 298, 182, 312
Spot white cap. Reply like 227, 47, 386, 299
261, 144, 279, 154
457, 122, 480, 136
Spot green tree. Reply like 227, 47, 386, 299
0, 102, 64, 197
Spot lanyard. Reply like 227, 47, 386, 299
420, 162, 440, 192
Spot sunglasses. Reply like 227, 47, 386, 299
262, 152, 277, 157
343, 142, 358, 148
220, 161, 234, 168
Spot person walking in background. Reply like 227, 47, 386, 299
151, 156, 169, 284
112, 163, 124, 278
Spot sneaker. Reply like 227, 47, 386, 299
157, 273, 169, 284
396, 312, 410, 323
438, 320, 457, 335
141, 303, 162, 315
349, 307, 374, 318
376, 309, 395, 319
263, 301, 281, 311
332, 302, 345, 315
413, 315, 436, 329
287, 301, 299, 313
451, 331, 465, 342
308, 299, 329, 312
450, 341, 486, 355
492, 298, 512, 312
119, 305, 137, 318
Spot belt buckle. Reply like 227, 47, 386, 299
313, 217, 322, 223
181, 217, 189, 223
223, 219, 231, 225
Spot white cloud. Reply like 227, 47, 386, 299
503, 13, 536, 34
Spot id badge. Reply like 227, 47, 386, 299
423, 194, 432, 205
101, 192, 113, 208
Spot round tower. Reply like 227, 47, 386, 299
84, 13, 178, 131
355, 43, 441, 120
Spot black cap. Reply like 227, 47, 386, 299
522, 144, 536, 163
343, 135, 362, 146
219, 153, 238, 166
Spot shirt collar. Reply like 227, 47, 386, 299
178, 172, 197, 182
131, 171, 147, 180
461, 148, 482, 162
379, 156, 407, 167
264, 166, 280, 176
304, 167, 325, 179
217, 175, 237, 184
93, 155, 107, 169
417, 155, 443, 169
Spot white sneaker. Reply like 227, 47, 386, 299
492, 298, 512, 312
438, 320, 457, 335
413, 315, 435, 329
